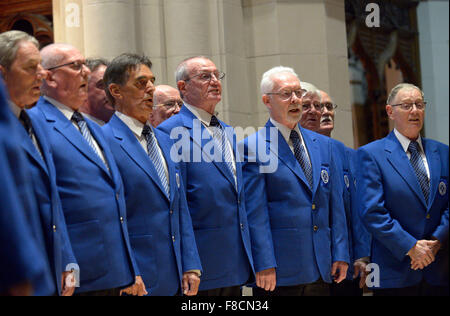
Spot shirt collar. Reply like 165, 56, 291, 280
82, 112, 106, 126
183, 102, 219, 127
115, 111, 149, 138
270, 117, 304, 145
394, 128, 424, 153
8, 100, 21, 118
44, 96, 76, 121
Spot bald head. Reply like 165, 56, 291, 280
149, 84, 183, 127
40, 43, 90, 110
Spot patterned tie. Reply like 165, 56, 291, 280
290, 130, 313, 189
71, 111, 108, 170
408, 141, 430, 203
142, 125, 170, 197
19, 110, 44, 160
210, 115, 237, 189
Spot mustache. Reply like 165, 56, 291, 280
320, 115, 334, 123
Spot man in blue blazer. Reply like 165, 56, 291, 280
0, 78, 52, 296
240, 67, 349, 296
28, 43, 142, 296
316, 89, 371, 296
158, 56, 255, 295
0, 31, 77, 296
357, 83, 449, 296
102, 54, 202, 296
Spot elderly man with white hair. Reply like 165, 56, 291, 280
240, 66, 349, 296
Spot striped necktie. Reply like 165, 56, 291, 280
210, 115, 237, 189
290, 130, 313, 189
142, 125, 170, 197
71, 111, 108, 170
408, 141, 430, 203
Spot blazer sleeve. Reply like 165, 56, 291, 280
240, 137, 277, 272
357, 147, 417, 261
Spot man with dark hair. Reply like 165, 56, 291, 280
357, 83, 448, 296
28, 44, 143, 296
80, 58, 114, 125
0, 31, 77, 296
102, 53, 202, 296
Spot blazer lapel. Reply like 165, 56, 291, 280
182, 107, 236, 190
111, 116, 169, 199
385, 132, 427, 208
423, 138, 440, 207
41, 100, 110, 177
265, 121, 311, 192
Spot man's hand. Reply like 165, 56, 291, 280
182, 272, 200, 296
331, 261, 348, 284
120, 276, 148, 296
61, 271, 76, 296
353, 260, 369, 289
255, 268, 276, 292
408, 240, 436, 270
410, 240, 441, 270
7, 282, 33, 296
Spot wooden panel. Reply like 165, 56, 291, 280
0, 0, 52, 17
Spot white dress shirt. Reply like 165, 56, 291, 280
270, 117, 311, 161
394, 128, 430, 179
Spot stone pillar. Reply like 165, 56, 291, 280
53, 0, 85, 53
418, 1, 449, 145
244, 0, 353, 147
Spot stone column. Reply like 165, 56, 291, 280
244, 0, 353, 147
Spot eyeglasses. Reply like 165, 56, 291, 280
391, 101, 427, 111
47, 60, 88, 72
153, 100, 183, 110
185, 71, 225, 82
302, 102, 322, 112
267, 89, 307, 101
320, 102, 338, 112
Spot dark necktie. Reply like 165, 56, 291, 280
408, 141, 430, 203
290, 130, 313, 189
20, 110, 43, 160
71, 111, 108, 170
142, 125, 170, 197
210, 115, 237, 188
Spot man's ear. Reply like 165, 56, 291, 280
262, 94, 272, 110
44, 71, 58, 89
177, 81, 186, 96
109, 83, 122, 101
386, 104, 394, 120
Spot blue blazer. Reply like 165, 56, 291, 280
158, 106, 255, 291
28, 97, 139, 293
0, 83, 53, 295
357, 131, 449, 289
240, 121, 350, 286
331, 140, 371, 279
102, 114, 202, 296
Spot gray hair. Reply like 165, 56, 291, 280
387, 83, 424, 105
0, 30, 39, 70
300, 81, 321, 99
174, 56, 210, 83
260, 66, 300, 95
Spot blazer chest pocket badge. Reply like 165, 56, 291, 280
176, 172, 181, 188
321, 167, 330, 186
438, 179, 447, 197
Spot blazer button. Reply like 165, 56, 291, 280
120, 217, 124, 223
312, 204, 316, 210
313, 226, 319, 232
426, 214, 431, 220
53, 225, 57, 232
172, 236, 175, 242
170, 210, 173, 215
240, 223, 244, 230
116, 193, 120, 200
